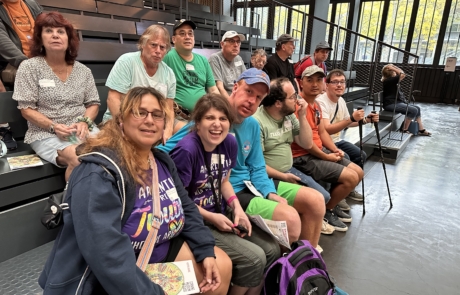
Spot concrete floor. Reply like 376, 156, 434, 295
320, 103, 460, 294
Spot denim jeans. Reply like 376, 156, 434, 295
335, 140, 366, 166
384, 102, 421, 119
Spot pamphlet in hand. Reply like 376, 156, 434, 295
144, 260, 199, 295
7, 154, 44, 170
249, 215, 291, 249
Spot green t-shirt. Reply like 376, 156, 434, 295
253, 106, 300, 173
163, 49, 216, 112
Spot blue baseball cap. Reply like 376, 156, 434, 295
235, 68, 270, 90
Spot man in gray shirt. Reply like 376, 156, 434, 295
209, 31, 247, 99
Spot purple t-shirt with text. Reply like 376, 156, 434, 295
122, 158, 185, 263
170, 131, 237, 213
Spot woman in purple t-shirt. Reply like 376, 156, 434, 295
39, 87, 232, 295
171, 94, 280, 295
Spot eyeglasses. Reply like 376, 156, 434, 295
132, 109, 165, 121
176, 31, 194, 38
314, 108, 321, 125
328, 81, 346, 86
251, 58, 267, 65
287, 92, 299, 101
225, 39, 241, 45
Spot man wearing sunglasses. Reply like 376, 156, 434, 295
292, 66, 364, 232
316, 69, 379, 208
209, 31, 247, 100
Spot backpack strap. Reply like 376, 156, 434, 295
294, 55, 311, 79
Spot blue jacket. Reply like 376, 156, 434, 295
39, 148, 215, 295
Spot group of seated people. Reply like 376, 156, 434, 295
0, 5, 431, 294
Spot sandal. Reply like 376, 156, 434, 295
418, 129, 431, 136
402, 130, 413, 135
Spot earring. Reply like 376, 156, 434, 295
40, 46, 44, 53
119, 123, 124, 136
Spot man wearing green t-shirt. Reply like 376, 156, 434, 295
163, 20, 218, 119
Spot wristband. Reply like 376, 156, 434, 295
227, 195, 237, 205
350, 114, 357, 122
77, 116, 94, 131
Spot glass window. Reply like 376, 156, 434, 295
439, 0, 460, 65
358, 1, 384, 39
410, 0, 447, 64
253, 7, 269, 39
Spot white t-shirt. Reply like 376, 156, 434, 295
316, 93, 350, 143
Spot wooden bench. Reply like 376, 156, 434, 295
160, 0, 211, 12
96, 0, 176, 24
37, 0, 97, 13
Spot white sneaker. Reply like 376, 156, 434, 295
315, 244, 323, 254
321, 219, 335, 235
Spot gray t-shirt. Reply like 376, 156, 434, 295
208, 51, 246, 94
13, 57, 100, 144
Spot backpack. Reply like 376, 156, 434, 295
293, 55, 311, 79
264, 240, 336, 295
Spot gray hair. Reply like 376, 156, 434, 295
251, 48, 267, 58
137, 25, 171, 52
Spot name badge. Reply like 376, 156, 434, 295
288, 59, 293, 64
186, 64, 195, 71
284, 120, 292, 128
166, 187, 179, 201
211, 154, 226, 166
39, 79, 55, 88
234, 61, 243, 67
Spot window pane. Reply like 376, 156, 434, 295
410, 0, 447, 64
439, 0, 460, 65
273, 6, 289, 47
253, 7, 269, 39
358, 1, 384, 39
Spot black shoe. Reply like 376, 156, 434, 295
333, 205, 352, 223
0, 126, 17, 150
324, 210, 348, 232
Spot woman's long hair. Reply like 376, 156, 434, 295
78, 87, 169, 185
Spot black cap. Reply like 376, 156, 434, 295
173, 19, 197, 33
315, 41, 333, 51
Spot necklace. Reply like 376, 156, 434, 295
3, 1, 32, 33
44, 58, 69, 82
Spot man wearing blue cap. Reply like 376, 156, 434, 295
159, 68, 325, 252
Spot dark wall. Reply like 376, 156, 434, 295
412, 67, 460, 104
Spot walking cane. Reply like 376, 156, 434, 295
357, 107, 365, 215
371, 111, 393, 209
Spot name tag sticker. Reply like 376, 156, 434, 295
284, 120, 292, 128
288, 59, 293, 64
186, 64, 195, 71
166, 187, 179, 201
39, 79, 55, 88
235, 61, 243, 67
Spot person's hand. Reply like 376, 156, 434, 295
267, 193, 288, 204
199, 257, 221, 293
368, 112, 379, 123
325, 152, 341, 162
54, 124, 74, 141
334, 149, 344, 159
352, 109, 365, 122
297, 97, 308, 116
209, 213, 234, 232
232, 205, 252, 237
283, 172, 300, 184
162, 126, 173, 145
70, 122, 89, 140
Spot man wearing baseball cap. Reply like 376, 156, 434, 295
163, 19, 219, 125
263, 33, 299, 92
209, 31, 247, 99
292, 65, 364, 232
294, 41, 333, 90
158, 69, 325, 250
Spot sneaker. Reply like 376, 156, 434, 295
347, 190, 363, 202
0, 126, 17, 150
324, 210, 348, 232
333, 205, 352, 223
315, 244, 323, 254
337, 199, 350, 211
321, 219, 335, 235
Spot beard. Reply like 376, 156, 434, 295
281, 103, 295, 117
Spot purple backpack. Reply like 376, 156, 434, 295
264, 240, 335, 295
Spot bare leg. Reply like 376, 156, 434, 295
403, 117, 412, 130
271, 203, 301, 243
56, 145, 80, 181
175, 244, 232, 295
416, 117, 425, 130
0, 80, 6, 92
327, 167, 360, 209
291, 187, 325, 248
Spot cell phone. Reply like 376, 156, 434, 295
234, 224, 248, 234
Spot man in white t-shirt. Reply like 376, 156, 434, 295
316, 69, 379, 203
104, 25, 176, 142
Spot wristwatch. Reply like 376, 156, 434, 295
49, 123, 55, 134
